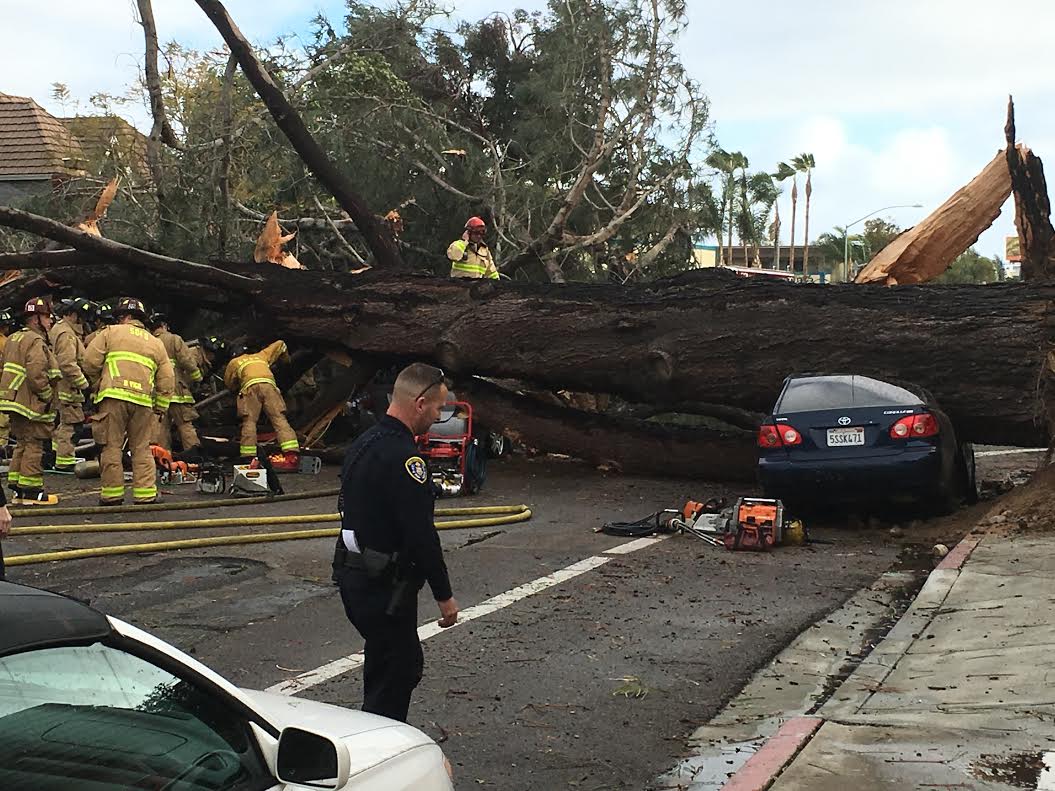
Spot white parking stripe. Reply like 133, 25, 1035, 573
603, 535, 671, 555
1038, 752, 1055, 791
267, 537, 666, 696
976, 448, 1045, 457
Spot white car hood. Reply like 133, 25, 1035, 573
241, 690, 440, 781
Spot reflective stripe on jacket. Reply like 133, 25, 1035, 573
83, 322, 176, 410
448, 240, 499, 279
224, 340, 288, 394
155, 328, 203, 405
48, 318, 89, 404
0, 328, 56, 422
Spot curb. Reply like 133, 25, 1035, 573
717, 529, 987, 791
718, 717, 822, 791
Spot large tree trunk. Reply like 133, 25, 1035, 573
193, 0, 404, 270
1005, 97, 1055, 282
458, 379, 758, 481
2, 210, 1050, 451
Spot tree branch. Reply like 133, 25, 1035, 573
136, 0, 182, 150
194, 0, 404, 269
0, 206, 260, 293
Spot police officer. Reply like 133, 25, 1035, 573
334, 362, 460, 722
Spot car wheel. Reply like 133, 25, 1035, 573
486, 431, 508, 458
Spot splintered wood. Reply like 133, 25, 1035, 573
855, 151, 1012, 285
253, 210, 305, 269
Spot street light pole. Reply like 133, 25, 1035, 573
842, 203, 923, 282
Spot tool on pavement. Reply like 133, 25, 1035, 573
722, 497, 784, 551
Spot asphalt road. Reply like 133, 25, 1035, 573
5, 452, 1025, 790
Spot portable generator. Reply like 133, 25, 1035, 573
416, 400, 485, 497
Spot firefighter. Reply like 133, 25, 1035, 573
223, 340, 300, 468
196, 335, 229, 389
149, 312, 203, 452
0, 298, 61, 505
83, 298, 175, 506
48, 298, 92, 472
83, 301, 114, 348
448, 216, 499, 279
0, 308, 16, 451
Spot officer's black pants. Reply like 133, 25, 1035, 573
337, 569, 423, 723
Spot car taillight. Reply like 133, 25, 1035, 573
890, 413, 939, 439
758, 423, 803, 448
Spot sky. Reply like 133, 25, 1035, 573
3, 0, 1052, 265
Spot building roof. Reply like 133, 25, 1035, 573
0, 92, 87, 180
59, 115, 151, 181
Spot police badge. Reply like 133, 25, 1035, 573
405, 456, 428, 484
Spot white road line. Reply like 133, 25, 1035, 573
267, 537, 666, 696
1038, 752, 1055, 791
603, 535, 671, 555
976, 448, 1046, 457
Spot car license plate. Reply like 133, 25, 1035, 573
827, 427, 865, 447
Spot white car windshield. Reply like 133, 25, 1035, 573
0, 642, 271, 791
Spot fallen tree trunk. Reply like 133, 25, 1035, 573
855, 149, 1012, 285
458, 378, 758, 481
5, 227, 1050, 448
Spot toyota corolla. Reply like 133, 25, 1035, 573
756, 373, 976, 514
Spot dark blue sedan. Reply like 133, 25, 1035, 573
757, 374, 977, 514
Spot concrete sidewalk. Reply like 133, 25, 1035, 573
756, 529, 1055, 790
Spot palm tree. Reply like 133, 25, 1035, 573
704, 149, 746, 267
790, 153, 816, 273
737, 172, 779, 267
771, 201, 781, 269
774, 161, 797, 271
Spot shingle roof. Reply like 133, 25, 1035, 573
0, 92, 87, 179
59, 115, 151, 181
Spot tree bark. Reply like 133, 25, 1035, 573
1005, 97, 1055, 282
5, 217, 1050, 450
458, 378, 758, 481
193, 0, 404, 270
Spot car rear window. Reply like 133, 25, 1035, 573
777, 376, 923, 412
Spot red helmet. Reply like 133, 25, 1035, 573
24, 297, 51, 316
464, 216, 486, 231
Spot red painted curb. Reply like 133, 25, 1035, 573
720, 716, 824, 791
936, 533, 983, 571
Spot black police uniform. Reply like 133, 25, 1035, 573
335, 414, 452, 722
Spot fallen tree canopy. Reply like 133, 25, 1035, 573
0, 208, 1051, 454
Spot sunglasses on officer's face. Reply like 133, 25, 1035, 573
415, 369, 446, 401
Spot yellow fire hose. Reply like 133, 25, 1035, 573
8, 487, 343, 517
4, 505, 532, 567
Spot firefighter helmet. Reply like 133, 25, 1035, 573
148, 311, 168, 329
0, 308, 14, 328
115, 297, 148, 320
24, 297, 51, 316
464, 216, 486, 231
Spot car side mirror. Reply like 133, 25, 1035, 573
276, 727, 351, 789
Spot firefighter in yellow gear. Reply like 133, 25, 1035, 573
0, 308, 16, 449
48, 298, 92, 471
149, 312, 203, 452
223, 340, 300, 463
83, 301, 114, 349
83, 297, 175, 505
448, 216, 499, 279
0, 298, 61, 504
